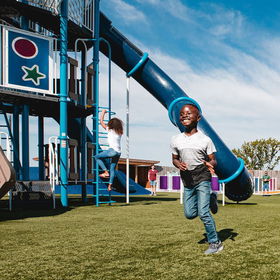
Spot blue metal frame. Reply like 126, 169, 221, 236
22, 105, 29, 180
80, 48, 87, 203
91, 37, 114, 206
20, 0, 30, 181
59, 0, 69, 207
38, 116, 44, 180
99, 37, 112, 119
93, 0, 100, 206
12, 106, 20, 179
20, 0, 29, 30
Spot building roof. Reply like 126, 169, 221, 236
118, 158, 160, 166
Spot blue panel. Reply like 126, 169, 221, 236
7, 30, 50, 90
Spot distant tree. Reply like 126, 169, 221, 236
232, 138, 280, 170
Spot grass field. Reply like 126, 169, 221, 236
1, 193, 280, 280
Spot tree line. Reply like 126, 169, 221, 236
232, 138, 280, 170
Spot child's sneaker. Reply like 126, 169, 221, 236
210, 192, 218, 214
204, 241, 223, 255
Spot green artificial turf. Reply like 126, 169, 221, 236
0, 193, 280, 280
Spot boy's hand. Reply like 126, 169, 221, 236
203, 160, 215, 174
178, 161, 188, 171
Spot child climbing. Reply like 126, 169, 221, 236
94, 109, 123, 191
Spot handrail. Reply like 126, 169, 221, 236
74, 38, 88, 106
48, 136, 59, 208
127, 52, 149, 77
99, 37, 112, 120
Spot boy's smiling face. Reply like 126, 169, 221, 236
179, 104, 201, 128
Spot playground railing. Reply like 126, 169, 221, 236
48, 136, 59, 208
17, 0, 94, 31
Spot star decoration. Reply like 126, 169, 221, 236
21, 64, 46, 86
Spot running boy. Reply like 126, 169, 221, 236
170, 104, 223, 254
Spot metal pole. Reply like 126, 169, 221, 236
38, 116, 44, 180
126, 77, 130, 204
222, 183, 225, 206
59, 0, 69, 207
22, 105, 29, 180
20, 0, 29, 181
180, 178, 183, 204
20, 0, 29, 30
12, 106, 20, 179
93, 0, 100, 206
81, 48, 87, 203
99, 38, 112, 119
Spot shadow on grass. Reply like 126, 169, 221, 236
218, 200, 257, 206
0, 194, 178, 221
198, 228, 238, 244
0, 199, 73, 222
99, 194, 178, 207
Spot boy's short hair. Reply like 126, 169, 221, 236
181, 104, 201, 116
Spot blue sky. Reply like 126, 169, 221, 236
95, 0, 280, 166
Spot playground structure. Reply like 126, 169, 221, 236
0, 0, 254, 209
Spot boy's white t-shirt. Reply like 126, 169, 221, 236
170, 130, 216, 170
107, 127, 121, 153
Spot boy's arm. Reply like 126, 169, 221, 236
203, 153, 217, 174
172, 154, 187, 171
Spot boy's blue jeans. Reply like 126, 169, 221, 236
183, 181, 219, 244
94, 148, 121, 184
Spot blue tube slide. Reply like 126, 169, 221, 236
98, 14, 253, 201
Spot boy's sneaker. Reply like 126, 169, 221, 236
210, 192, 218, 214
204, 241, 224, 255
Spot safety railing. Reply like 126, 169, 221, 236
48, 136, 59, 208
17, 0, 94, 31
17, 0, 62, 15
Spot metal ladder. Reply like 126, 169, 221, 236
92, 106, 116, 206
91, 37, 115, 206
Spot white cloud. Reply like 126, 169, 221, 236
201, 4, 245, 38
137, 45, 280, 149
105, 0, 147, 24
